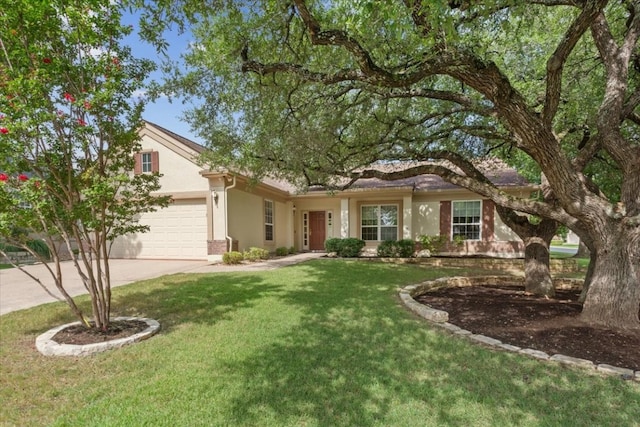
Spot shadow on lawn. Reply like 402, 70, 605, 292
26, 272, 281, 337
111, 272, 283, 333
31, 259, 636, 425
215, 260, 637, 426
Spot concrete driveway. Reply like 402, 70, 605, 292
0, 253, 323, 315
0, 259, 207, 315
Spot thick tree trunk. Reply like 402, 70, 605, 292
495, 205, 557, 296
574, 240, 590, 258
580, 227, 640, 330
579, 250, 597, 304
523, 236, 554, 297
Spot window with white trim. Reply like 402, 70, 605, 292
141, 152, 153, 173
452, 200, 481, 240
264, 199, 274, 241
361, 204, 398, 241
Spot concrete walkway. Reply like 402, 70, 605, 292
0, 252, 324, 315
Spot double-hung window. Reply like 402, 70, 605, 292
135, 151, 158, 174
264, 199, 274, 241
361, 204, 398, 241
452, 200, 481, 240
141, 152, 153, 173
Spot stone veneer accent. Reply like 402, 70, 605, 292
400, 276, 639, 381
369, 257, 579, 273
36, 317, 160, 357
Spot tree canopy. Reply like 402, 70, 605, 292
138, 0, 639, 329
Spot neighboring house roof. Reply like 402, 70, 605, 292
144, 121, 533, 195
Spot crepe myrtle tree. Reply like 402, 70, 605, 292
140, 0, 639, 329
0, 0, 170, 331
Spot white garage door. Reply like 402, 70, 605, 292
111, 199, 208, 260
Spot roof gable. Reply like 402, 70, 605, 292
142, 121, 206, 158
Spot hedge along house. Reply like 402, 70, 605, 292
110, 121, 535, 262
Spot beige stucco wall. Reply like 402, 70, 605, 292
412, 201, 440, 237
227, 188, 264, 252
226, 186, 291, 252
494, 215, 520, 241
138, 134, 209, 193
215, 185, 524, 254
274, 200, 290, 249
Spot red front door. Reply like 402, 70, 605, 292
309, 211, 326, 251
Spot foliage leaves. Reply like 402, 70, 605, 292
133, 0, 640, 328
0, 0, 170, 329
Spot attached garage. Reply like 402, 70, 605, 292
110, 199, 208, 260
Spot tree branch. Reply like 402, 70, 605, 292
622, 87, 640, 121
335, 160, 582, 227
542, 0, 607, 128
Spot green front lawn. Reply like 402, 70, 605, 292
1, 260, 636, 426
0, 263, 13, 269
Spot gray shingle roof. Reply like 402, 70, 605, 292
148, 122, 532, 194
144, 121, 206, 154
349, 168, 530, 192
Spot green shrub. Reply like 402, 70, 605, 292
376, 240, 397, 257
0, 242, 22, 253
397, 239, 415, 257
417, 234, 448, 254
452, 235, 465, 248
0, 240, 50, 259
275, 246, 289, 256
26, 239, 51, 259
288, 246, 296, 254
222, 251, 244, 265
243, 247, 270, 262
339, 238, 365, 257
324, 238, 342, 253
377, 239, 415, 257
324, 238, 365, 257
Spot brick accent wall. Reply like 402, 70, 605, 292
439, 201, 451, 239
207, 239, 238, 255
482, 199, 495, 241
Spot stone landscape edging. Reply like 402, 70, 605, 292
400, 276, 639, 382
36, 316, 160, 357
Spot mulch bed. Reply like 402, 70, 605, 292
414, 285, 640, 371
52, 319, 149, 345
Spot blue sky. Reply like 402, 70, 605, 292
122, 12, 204, 145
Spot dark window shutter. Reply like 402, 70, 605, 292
133, 153, 142, 175
482, 199, 495, 241
151, 151, 160, 173
439, 201, 451, 239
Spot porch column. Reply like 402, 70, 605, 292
207, 177, 228, 262
286, 201, 295, 247
340, 198, 349, 238
403, 195, 413, 239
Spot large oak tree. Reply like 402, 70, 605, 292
139, 0, 639, 329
